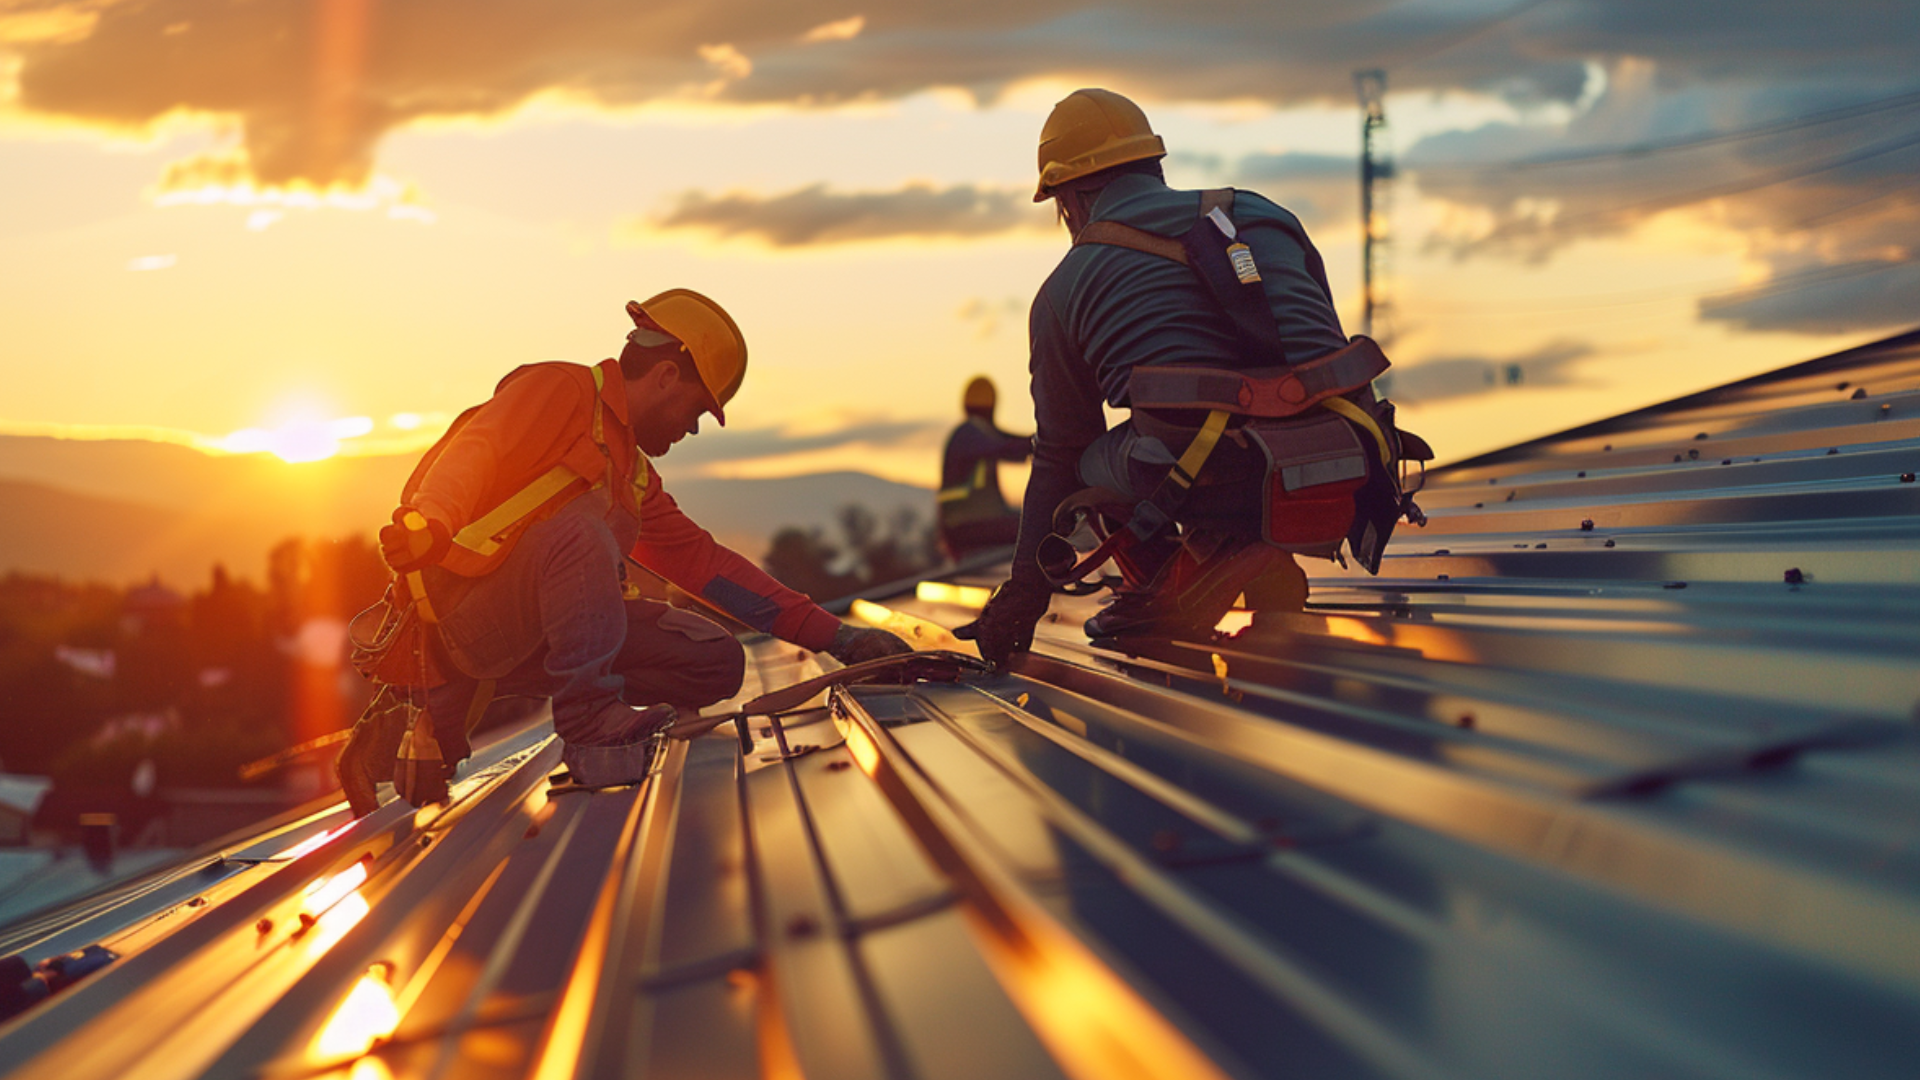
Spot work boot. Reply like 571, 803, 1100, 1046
559, 703, 678, 788
335, 691, 410, 818
1085, 534, 1283, 639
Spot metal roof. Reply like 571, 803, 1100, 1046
1, 329, 1916, 1079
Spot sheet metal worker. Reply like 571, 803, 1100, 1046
936, 376, 1031, 559
959, 89, 1423, 666
344, 290, 910, 800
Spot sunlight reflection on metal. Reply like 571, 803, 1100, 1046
311, 962, 399, 1061
851, 598, 978, 655
1213, 608, 1255, 635
843, 719, 882, 776
1321, 615, 1392, 647
304, 859, 369, 913
916, 580, 992, 609
281, 822, 351, 862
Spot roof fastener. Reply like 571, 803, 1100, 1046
786, 914, 820, 939
1827, 447, 1839, 455
1579, 519, 1594, 531
1693, 432, 1708, 440
1664, 581, 1688, 589
1783, 568, 1806, 585
1576, 470, 1587, 478
827, 760, 851, 772
255, 918, 273, 934
1721, 459, 1732, 465
1534, 543, 1548, 549
1687, 448, 1700, 460
1603, 539, 1616, 548
1456, 713, 1476, 730
1901, 473, 1916, 483
1851, 387, 1868, 399
1504, 490, 1516, 502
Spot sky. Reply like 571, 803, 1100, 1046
1, 0, 1915, 490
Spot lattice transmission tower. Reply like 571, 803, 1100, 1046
1355, 69, 1395, 345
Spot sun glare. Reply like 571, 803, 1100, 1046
219, 399, 374, 463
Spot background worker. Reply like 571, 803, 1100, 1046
960, 88, 1393, 666
935, 375, 1031, 560
347, 290, 910, 802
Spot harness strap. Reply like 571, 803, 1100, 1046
1128, 337, 1390, 418
1074, 221, 1187, 263
463, 678, 497, 732
936, 459, 990, 503
1320, 396, 1391, 468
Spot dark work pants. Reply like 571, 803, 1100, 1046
424, 494, 745, 763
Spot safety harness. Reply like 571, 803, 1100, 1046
347, 363, 656, 789
1039, 189, 1428, 593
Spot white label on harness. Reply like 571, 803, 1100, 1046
1206, 206, 1237, 239
1228, 242, 1261, 284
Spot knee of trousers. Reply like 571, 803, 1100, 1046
675, 635, 747, 708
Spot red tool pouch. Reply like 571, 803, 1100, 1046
1243, 413, 1370, 551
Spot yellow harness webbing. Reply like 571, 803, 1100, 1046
936, 460, 990, 503
1320, 396, 1393, 468
1169, 409, 1230, 489
448, 365, 623, 559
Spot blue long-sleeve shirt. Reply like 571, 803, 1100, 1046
1013, 173, 1348, 588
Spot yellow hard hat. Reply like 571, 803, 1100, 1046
963, 376, 996, 411
627, 289, 747, 426
1034, 88, 1166, 203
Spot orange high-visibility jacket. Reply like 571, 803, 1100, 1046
404, 359, 842, 651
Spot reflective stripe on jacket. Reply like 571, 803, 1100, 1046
404, 359, 842, 651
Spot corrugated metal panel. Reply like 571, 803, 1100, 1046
0, 330, 1915, 1079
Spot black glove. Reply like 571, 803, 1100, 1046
335, 693, 411, 817
953, 580, 1051, 669
827, 624, 914, 665
378, 507, 451, 574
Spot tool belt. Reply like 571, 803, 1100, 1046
1039, 188, 1431, 593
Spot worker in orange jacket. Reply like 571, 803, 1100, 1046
348, 290, 910, 799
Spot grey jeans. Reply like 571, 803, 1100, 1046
425, 492, 745, 763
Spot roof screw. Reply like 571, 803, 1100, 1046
1721, 459, 1732, 466
1602, 444, 1613, 451
1783, 568, 1806, 585
1827, 447, 1839, 455
1534, 542, 1548, 549
1473, 502, 1483, 508
1576, 470, 1587, 478
187, 897, 206, 908
1504, 490, 1516, 502
1880, 403, 1892, 416
1693, 432, 1709, 441
1901, 473, 1917, 483
1456, 713, 1476, 730
1579, 519, 1594, 531
255, 917, 273, 934
826, 760, 852, 772
297, 912, 318, 931
1851, 388, 1868, 400
1437, 573, 1450, 580
1664, 581, 1688, 590
1434, 548, 1450, 555
1687, 448, 1700, 460
1603, 539, 1617, 548
1836, 381, 1850, 391
1672, 454, 1683, 463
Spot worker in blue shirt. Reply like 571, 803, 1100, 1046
936, 376, 1032, 559
961, 88, 1421, 665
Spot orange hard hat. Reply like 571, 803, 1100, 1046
963, 376, 996, 411
1034, 88, 1166, 203
626, 290, 747, 426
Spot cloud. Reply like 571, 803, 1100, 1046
649, 182, 1051, 246
800, 16, 865, 44
956, 295, 1027, 338
9, 0, 1910, 192
660, 417, 943, 470
1378, 338, 1594, 404
1697, 260, 1920, 335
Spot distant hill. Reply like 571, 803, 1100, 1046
0, 435, 932, 586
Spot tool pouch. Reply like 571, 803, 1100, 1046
1244, 413, 1369, 554
394, 712, 451, 808
348, 587, 447, 689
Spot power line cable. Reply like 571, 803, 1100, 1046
1385, 0, 1558, 71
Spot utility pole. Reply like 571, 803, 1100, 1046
1355, 69, 1394, 344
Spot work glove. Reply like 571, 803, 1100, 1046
827, 624, 914, 665
335, 692, 410, 818
378, 507, 451, 574
953, 580, 1052, 669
